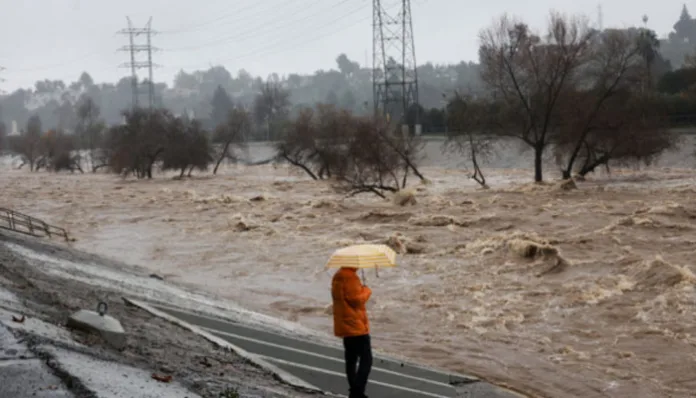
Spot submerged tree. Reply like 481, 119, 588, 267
104, 108, 171, 179
477, 13, 595, 182
212, 107, 251, 174
445, 93, 494, 187
162, 117, 213, 178
75, 95, 107, 171
279, 103, 424, 198
8, 115, 43, 171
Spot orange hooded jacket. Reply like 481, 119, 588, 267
331, 267, 372, 338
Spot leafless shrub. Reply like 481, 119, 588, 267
253, 79, 291, 141
276, 103, 356, 180
556, 92, 676, 177
212, 107, 251, 174
7, 115, 43, 171
444, 93, 495, 187
37, 130, 82, 173
74, 95, 107, 172
553, 28, 649, 178
279, 103, 425, 198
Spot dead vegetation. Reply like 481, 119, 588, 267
277, 103, 426, 198
444, 12, 677, 184
213, 107, 250, 175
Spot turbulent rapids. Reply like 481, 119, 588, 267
2, 137, 696, 398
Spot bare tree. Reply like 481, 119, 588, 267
253, 79, 290, 141
8, 115, 43, 171
478, 12, 594, 182
555, 28, 645, 179
0, 122, 7, 153
162, 117, 213, 178
276, 104, 353, 180
444, 93, 494, 187
37, 130, 82, 173
212, 107, 250, 174
279, 104, 423, 198
336, 117, 408, 198
75, 95, 107, 172
556, 92, 676, 177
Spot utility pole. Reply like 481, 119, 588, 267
117, 17, 159, 110
372, 0, 420, 134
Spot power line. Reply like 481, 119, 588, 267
117, 17, 159, 109
159, 0, 292, 35
166, 0, 405, 71
4, 51, 109, 74
164, 0, 350, 52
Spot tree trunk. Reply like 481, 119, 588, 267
578, 154, 610, 177
281, 154, 318, 180
533, 145, 544, 182
213, 142, 231, 175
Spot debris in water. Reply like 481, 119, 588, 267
249, 194, 268, 202
151, 373, 173, 383
392, 189, 417, 206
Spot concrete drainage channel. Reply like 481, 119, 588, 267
127, 298, 525, 398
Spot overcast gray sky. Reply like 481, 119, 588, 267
0, 0, 683, 91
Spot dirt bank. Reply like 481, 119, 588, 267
0, 230, 321, 398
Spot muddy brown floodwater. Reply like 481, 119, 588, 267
2, 138, 696, 398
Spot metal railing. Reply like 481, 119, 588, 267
0, 207, 70, 241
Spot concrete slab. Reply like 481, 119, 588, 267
205, 327, 456, 397
0, 358, 73, 397
151, 302, 477, 385
0, 321, 33, 360
122, 298, 321, 394
44, 345, 201, 398
0, 324, 72, 398
135, 300, 525, 398
67, 309, 126, 350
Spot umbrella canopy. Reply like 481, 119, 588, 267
325, 244, 397, 269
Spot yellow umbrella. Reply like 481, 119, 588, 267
325, 244, 397, 279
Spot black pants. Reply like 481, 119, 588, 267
343, 334, 373, 398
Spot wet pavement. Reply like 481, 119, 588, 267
149, 303, 524, 398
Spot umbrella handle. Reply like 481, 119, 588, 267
361, 268, 367, 284
376, 265, 379, 278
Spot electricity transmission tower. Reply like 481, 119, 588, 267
372, 0, 420, 130
117, 17, 159, 109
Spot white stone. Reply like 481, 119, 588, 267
67, 310, 126, 350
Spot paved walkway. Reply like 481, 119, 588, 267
149, 303, 523, 398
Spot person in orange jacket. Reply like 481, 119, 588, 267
331, 267, 373, 398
